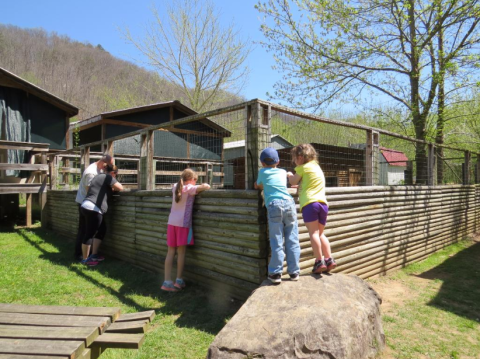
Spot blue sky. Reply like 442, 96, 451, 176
0, 0, 278, 102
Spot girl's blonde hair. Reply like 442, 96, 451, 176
175, 168, 198, 203
291, 143, 318, 163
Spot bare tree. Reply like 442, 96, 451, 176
122, 0, 252, 112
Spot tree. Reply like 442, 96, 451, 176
122, 0, 252, 112
256, 0, 480, 183
429, 1, 480, 182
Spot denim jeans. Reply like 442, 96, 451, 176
267, 198, 300, 275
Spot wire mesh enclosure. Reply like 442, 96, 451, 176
51, 99, 479, 190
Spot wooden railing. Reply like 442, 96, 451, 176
0, 140, 49, 226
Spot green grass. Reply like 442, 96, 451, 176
0, 226, 242, 359
370, 239, 480, 359
1, 225, 479, 359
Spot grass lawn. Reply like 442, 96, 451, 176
370, 237, 480, 359
0, 225, 242, 359
1, 225, 479, 359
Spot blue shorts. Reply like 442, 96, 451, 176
302, 202, 328, 225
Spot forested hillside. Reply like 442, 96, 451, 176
0, 25, 242, 120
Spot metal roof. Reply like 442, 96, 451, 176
380, 147, 409, 167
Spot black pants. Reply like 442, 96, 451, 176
74, 204, 85, 258
80, 207, 106, 245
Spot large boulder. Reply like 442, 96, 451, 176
208, 274, 384, 359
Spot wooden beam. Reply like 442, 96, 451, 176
0, 164, 48, 171
90, 333, 145, 349
0, 338, 85, 359
0, 141, 50, 152
0, 304, 121, 322
80, 147, 90, 175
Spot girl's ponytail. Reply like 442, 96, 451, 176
175, 178, 184, 203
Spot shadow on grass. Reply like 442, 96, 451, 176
413, 240, 480, 322
14, 227, 243, 335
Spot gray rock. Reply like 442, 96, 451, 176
207, 274, 384, 359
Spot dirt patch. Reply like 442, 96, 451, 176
369, 278, 415, 313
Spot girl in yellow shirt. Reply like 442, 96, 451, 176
287, 143, 336, 274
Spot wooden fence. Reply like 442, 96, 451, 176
45, 185, 480, 299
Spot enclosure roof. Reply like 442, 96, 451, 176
0, 67, 79, 117
224, 134, 292, 149
71, 100, 231, 136
380, 147, 409, 167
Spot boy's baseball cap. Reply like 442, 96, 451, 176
260, 147, 279, 165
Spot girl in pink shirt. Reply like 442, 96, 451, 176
161, 169, 211, 292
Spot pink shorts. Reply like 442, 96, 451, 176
167, 225, 194, 247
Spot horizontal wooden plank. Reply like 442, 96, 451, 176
115, 310, 155, 323
0, 304, 121, 322
0, 313, 110, 334
0, 325, 98, 347
0, 185, 42, 194
0, 164, 48, 171
0, 355, 66, 359
0, 140, 50, 151
90, 333, 145, 349
0, 338, 84, 359
105, 320, 147, 333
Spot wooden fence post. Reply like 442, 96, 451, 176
366, 130, 379, 186
138, 130, 154, 190
427, 144, 436, 186
245, 101, 270, 189
40, 153, 48, 228
80, 146, 90, 176
106, 141, 114, 157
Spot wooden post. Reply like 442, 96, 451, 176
463, 151, 471, 185
40, 153, 48, 228
48, 154, 58, 190
427, 144, 436, 186
106, 141, 114, 157
80, 146, 90, 176
245, 101, 270, 189
366, 130, 380, 186
26, 154, 35, 226
139, 130, 154, 190
206, 163, 213, 186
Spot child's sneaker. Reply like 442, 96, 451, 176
268, 273, 282, 284
90, 254, 105, 262
81, 257, 99, 267
174, 278, 186, 290
161, 281, 179, 292
312, 259, 327, 274
325, 258, 337, 272
289, 273, 299, 281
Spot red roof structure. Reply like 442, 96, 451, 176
380, 147, 409, 167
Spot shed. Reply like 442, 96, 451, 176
0, 66, 79, 223
71, 101, 231, 187
379, 147, 409, 185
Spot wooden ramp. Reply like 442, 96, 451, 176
0, 304, 155, 359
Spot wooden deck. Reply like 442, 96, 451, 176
0, 303, 155, 359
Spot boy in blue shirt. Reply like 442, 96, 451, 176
254, 147, 300, 284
